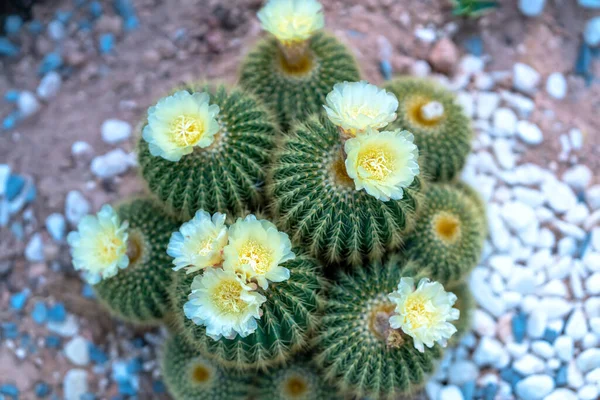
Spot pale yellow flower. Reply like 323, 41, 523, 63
223, 215, 295, 290
388, 278, 459, 353
257, 0, 324, 45
323, 81, 398, 136
167, 210, 228, 274
142, 90, 220, 162
184, 268, 266, 340
344, 130, 419, 201
67, 205, 129, 284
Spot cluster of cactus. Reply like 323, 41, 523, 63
66, 1, 488, 399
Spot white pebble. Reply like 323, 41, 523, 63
564, 203, 589, 226
577, 348, 600, 372
410, 60, 431, 77
537, 297, 573, 319
47, 314, 79, 337
65, 190, 90, 226
473, 309, 496, 337
64, 336, 90, 366
36, 71, 62, 100
527, 310, 548, 339
501, 90, 535, 117
568, 361, 585, 389
544, 389, 577, 400
586, 272, 600, 295
582, 332, 598, 349
501, 201, 536, 232
507, 267, 537, 294
531, 340, 554, 359
515, 374, 554, 400
565, 308, 588, 341
473, 337, 508, 368
584, 16, 600, 46
518, 0, 546, 16
542, 179, 577, 213
586, 185, 600, 210
48, 20, 66, 41
546, 72, 567, 99
71, 141, 94, 159
516, 120, 543, 145
25, 233, 44, 262
439, 385, 464, 400
101, 119, 132, 144
477, 92, 500, 120
448, 361, 479, 385
17, 91, 40, 118
493, 108, 517, 137
563, 165, 592, 190
63, 369, 88, 400
493, 138, 516, 169
569, 128, 583, 150
45, 213, 66, 242
585, 297, 600, 318
513, 354, 545, 375
558, 237, 578, 257
91, 149, 134, 179
513, 63, 541, 94
578, 384, 599, 400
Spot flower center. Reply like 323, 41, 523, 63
239, 240, 272, 275
433, 212, 461, 244
170, 115, 205, 146
403, 294, 434, 329
348, 105, 379, 120
197, 238, 214, 256
212, 279, 245, 314
190, 362, 212, 384
96, 234, 123, 265
283, 375, 309, 397
358, 147, 394, 181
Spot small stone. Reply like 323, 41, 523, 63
25, 233, 45, 262
91, 149, 134, 178
562, 165, 592, 190
586, 272, 600, 295
516, 120, 543, 145
542, 180, 577, 213
473, 337, 508, 368
71, 141, 94, 160
65, 190, 90, 225
64, 336, 90, 366
47, 314, 79, 337
428, 38, 459, 74
577, 349, 600, 372
567, 361, 584, 389
513, 354, 546, 375
439, 385, 464, 400
410, 60, 431, 77
17, 91, 40, 118
586, 186, 600, 210
513, 63, 541, 94
544, 389, 577, 400
586, 367, 600, 383
546, 72, 567, 99
531, 340, 554, 359
584, 17, 600, 47
515, 374, 554, 400
537, 297, 573, 319
582, 333, 598, 349
473, 309, 496, 336
569, 128, 583, 150
493, 108, 517, 136
448, 361, 479, 385
48, 20, 65, 41
527, 310, 548, 339
36, 71, 62, 100
518, 0, 546, 16
45, 213, 66, 242
101, 119, 132, 144
63, 369, 88, 400
493, 139, 516, 169
501, 201, 536, 232
10, 289, 29, 310
578, 385, 599, 400
477, 92, 500, 120
507, 267, 536, 294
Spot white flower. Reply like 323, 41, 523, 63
388, 278, 460, 353
142, 90, 220, 162
223, 215, 295, 290
167, 210, 228, 274
184, 268, 266, 340
323, 81, 398, 136
344, 130, 419, 201
257, 0, 324, 45
67, 205, 129, 285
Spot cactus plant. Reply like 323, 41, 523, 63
401, 183, 486, 285
240, 33, 360, 128
254, 356, 342, 400
385, 78, 473, 182
162, 334, 251, 400
269, 115, 424, 266
315, 255, 471, 399
138, 85, 278, 220
169, 251, 325, 371
93, 198, 180, 324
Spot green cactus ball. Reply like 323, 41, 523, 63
162, 334, 251, 400
385, 78, 473, 182
94, 198, 180, 325
269, 115, 424, 266
138, 85, 277, 220
402, 183, 486, 285
169, 251, 325, 371
239, 33, 360, 128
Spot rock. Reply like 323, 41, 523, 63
493, 139, 516, 169
542, 180, 577, 213
492, 108, 517, 136
586, 367, 600, 382
439, 385, 464, 400
47, 314, 78, 337
456, 92, 474, 118
90, 149, 134, 179
36, 71, 61, 100
544, 389, 577, 400
577, 349, 600, 372
488, 205, 511, 252
513, 63, 541, 94
518, 0, 546, 16
471, 277, 506, 317
515, 374, 554, 400
537, 297, 573, 319
410, 60, 431, 77
48, 20, 65, 41
473, 309, 496, 336
65, 190, 90, 226
513, 354, 546, 376
531, 340, 554, 359
562, 165, 592, 190
516, 120, 543, 145
569, 128, 583, 150
473, 337, 508, 368
476, 92, 500, 120
428, 38, 458, 74
507, 267, 537, 294
0, 164, 10, 196
578, 385, 599, 400
101, 119, 132, 144
501, 201, 536, 232
546, 72, 567, 99
64, 336, 90, 366
25, 233, 44, 262
585, 297, 600, 318
564, 203, 589, 225
584, 17, 600, 47
71, 141, 94, 160
586, 272, 600, 295
63, 369, 88, 400
501, 90, 535, 117
558, 237, 578, 256
565, 308, 588, 341
527, 310, 547, 339
45, 213, 66, 242
579, 0, 600, 8
567, 361, 584, 389
586, 185, 600, 210
414, 27, 436, 42
448, 361, 478, 385
582, 333, 598, 349
17, 91, 40, 118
